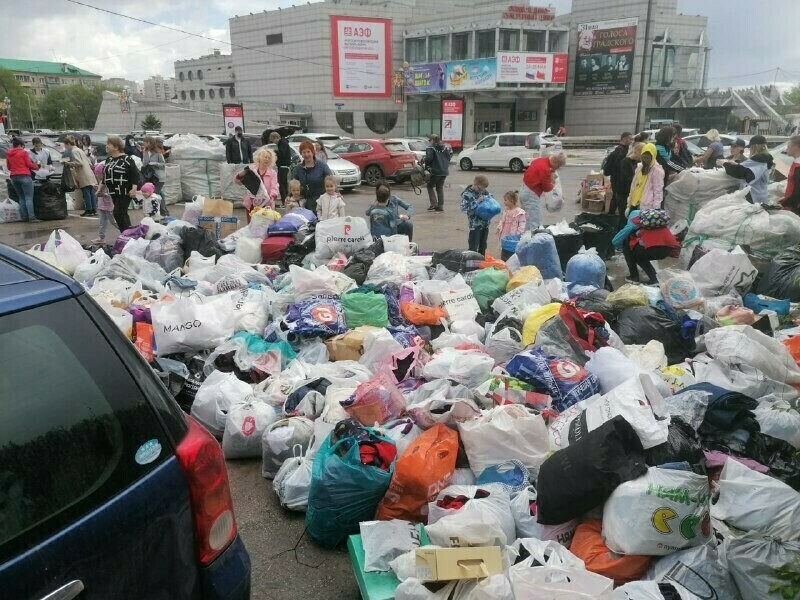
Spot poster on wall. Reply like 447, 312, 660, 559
404, 63, 447, 94
223, 104, 244, 136
573, 17, 638, 96
496, 52, 569, 84
446, 59, 496, 91
331, 16, 392, 97
441, 99, 464, 149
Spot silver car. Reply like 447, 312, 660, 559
289, 142, 361, 189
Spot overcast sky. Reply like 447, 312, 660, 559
2, 0, 798, 89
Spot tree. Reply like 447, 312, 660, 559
38, 85, 104, 130
0, 67, 36, 130
141, 114, 162, 131
786, 84, 800, 107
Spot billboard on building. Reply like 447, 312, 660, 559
441, 99, 464, 149
403, 63, 447, 94
573, 17, 638, 96
331, 16, 392, 98
223, 104, 244, 136
496, 52, 569, 84
446, 59, 496, 91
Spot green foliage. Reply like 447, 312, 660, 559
38, 84, 104, 130
770, 555, 800, 599
0, 67, 35, 129
785, 84, 800, 107
140, 114, 162, 131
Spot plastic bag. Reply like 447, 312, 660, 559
508, 565, 613, 600
151, 294, 235, 355
421, 348, 494, 389
44, 229, 88, 275
755, 400, 800, 449
431, 249, 484, 273
235, 235, 262, 264
0, 198, 22, 223
614, 306, 691, 365
646, 542, 742, 600
606, 284, 648, 309
313, 216, 372, 259
97, 301, 133, 338
516, 232, 563, 280
689, 246, 757, 297
342, 373, 405, 426
570, 520, 651, 584
182, 195, 205, 225
190, 370, 252, 438
585, 346, 669, 396
360, 520, 423, 573
658, 269, 705, 310
705, 325, 800, 387
507, 266, 542, 291
305, 428, 396, 548
73, 249, 110, 285
644, 417, 703, 467
222, 400, 279, 459
511, 486, 577, 548
145, 234, 184, 273
407, 379, 482, 429
566, 248, 606, 294
470, 268, 510, 312
273, 450, 314, 512
426, 484, 515, 547
492, 280, 550, 315
724, 536, 800, 600
261, 416, 315, 479
458, 404, 549, 478
342, 291, 389, 328
510, 537, 584, 570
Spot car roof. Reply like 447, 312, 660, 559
0, 244, 83, 315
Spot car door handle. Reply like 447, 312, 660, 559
39, 580, 85, 600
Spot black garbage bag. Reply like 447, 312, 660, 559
431, 249, 483, 273
756, 245, 800, 301
172, 355, 207, 413
552, 232, 584, 272
645, 417, 705, 468
536, 416, 647, 525
745, 432, 800, 490
180, 226, 225, 259
687, 383, 759, 455
60, 164, 76, 193
614, 305, 692, 364
575, 289, 619, 325
280, 233, 316, 271
572, 213, 619, 260
34, 181, 67, 220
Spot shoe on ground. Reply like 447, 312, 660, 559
625, 276, 641, 284
645, 279, 658, 285
434, 207, 444, 212
80, 211, 90, 217
28, 218, 43, 223
427, 206, 437, 211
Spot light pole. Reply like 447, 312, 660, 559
59, 109, 67, 131
3, 96, 11, 130
24, 93, 35, 131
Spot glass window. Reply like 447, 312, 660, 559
383, 142, 406, 152
365, 112, 398, 135
429, 36, 447, 61
525, 31, 546, 52
499, 29, 519, 52
187, 71, 193, 81
197, 70, 203, 80
229, 87, 235, 98
548, 32, 562, 52
180, 91, 186, 100
335, 112, 354, 134
219, 88, 225, 99
476, 136, 497, 150
499, 134, 526, 147
209, 89, 215, 99
0, 300, 169, 560
452, 33, 470, 60
476, 31, 495, 58
409, 140, 428, 152
406, 38, 426, 63
199, 89, 205, 99
353, 142, 373, 153
663, 47, 676, 87
189, 90, 195, 100
331, 143, 352, 154
650, 46, 664, 87
686, 51, 699, 87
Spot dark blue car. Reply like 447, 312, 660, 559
0, 244, 251, 599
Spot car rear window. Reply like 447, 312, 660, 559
0, 299, 170, 561
383, 142, 406, 152
499, 135, 527, 147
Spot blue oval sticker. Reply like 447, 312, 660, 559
135, 439, 162, 465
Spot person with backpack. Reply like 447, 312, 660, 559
142, 136, 167, 214
423, 134, 452, 211
603, 131, 633, 220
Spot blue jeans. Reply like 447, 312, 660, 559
81, 185, 97, 212
519, 185, 542, 231
10, 175, 35, 221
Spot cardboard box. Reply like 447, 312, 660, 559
324, 326, 381, 361
199, 216, 239, 239
201, 198, 234, 218
415, 547, 503, 582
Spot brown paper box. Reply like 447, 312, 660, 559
415, 547, 503, 582
324, 326, 381, 361
202, 198, 234, 218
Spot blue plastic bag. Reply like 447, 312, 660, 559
501, 234, 521, 253
516, 232, 563, 280
306, 430, 396, 548
506, 348, 600, 413
475, 197, 502, 221
744, 292, 790, 317
566, 249, 607, 296
284, 298, 347, 338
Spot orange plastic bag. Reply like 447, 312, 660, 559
134, 322, 155, 363
401, 301, 447, 326
570, 520, 651, 585
783, 336, 800, 367
375, 424, 459, 523
479, 253, 509, 272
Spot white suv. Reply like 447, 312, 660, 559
458, 132, 562, 172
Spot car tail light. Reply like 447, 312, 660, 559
176, 417, 238, 566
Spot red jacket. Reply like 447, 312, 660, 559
630, 226, 680, 254
523, 157, 555, 196
6, 147, 38, 177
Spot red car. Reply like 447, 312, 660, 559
329, 139, 417, 186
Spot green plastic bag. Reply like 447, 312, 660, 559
342, 291, 389, 328
471, 268, 510, 311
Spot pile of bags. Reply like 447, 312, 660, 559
32, 199, 800, 600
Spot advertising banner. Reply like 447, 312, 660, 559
496, 52, 569, 84
331, 16, 392, 98
574, 17, 638, 96
404, 63, 447, 94
222, 104, 244, 136
446, 59, 496, 91
441, 99, 464, 149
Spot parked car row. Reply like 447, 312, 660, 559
458, 132, 562, 173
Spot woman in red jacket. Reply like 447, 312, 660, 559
519, 152, 566, 229
6, 137, 41, 222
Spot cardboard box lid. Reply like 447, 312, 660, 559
415, 547, 503, 582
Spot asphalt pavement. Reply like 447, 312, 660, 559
0, 159, 605, 600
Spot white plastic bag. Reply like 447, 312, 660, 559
425, 506, 509, 548
511, 487, 577, 548
222, 400, 279, 459
586, 346, 670, 396
97, 301, 133, 339
458, 404, 549, 477
151, 294, 235, 355
658, 268, 704, 310
44, 229, 88, 275
612, 582, 669, 600
754, 400, 800, 449
261, 416, 314, 479
508, 565, 613, 599
438, 287, 481, 323
360, 520, 422, 573
235, 235, 262, 264
184, 251, 216, 277
704, 325, 800, 386
190, 370, 253, 438
724, 536, 800, 600
688, 246, 757, 297
72, 249, 111, 285
510, 538, 584, 569
646, 543, 742, 600
182, 195, 205, 224
602, 466, 711, 555
492, 280, 550, 314
313, 216, 372, 259
712, 457, 800, 540
427, 484, 515, 547
367, 251, 410, 285
421, 348, 494, 389
407, 380, 482, 429
228, 287, 269, 334
0, 198, 22, 223
273, 450, 315, 511
381, 234, 412, 255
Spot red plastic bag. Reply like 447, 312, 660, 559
375, 424, 459, 523
134, 322, 155, 362
570, 519, 651, 585
341, 372, 406, 426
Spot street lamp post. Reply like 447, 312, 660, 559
25, 93, 35, 131
59, 109, 67, 131
3, 96, 11, 130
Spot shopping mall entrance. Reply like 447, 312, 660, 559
473, 102, 516, 138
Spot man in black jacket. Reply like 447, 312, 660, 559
269, 131, 292, 201
603, 131, 633, 220
225, 126, 253, 164
424, 134, 452, 211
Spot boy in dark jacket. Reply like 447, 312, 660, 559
603, 131, 633, 220
424, 134, 452, 211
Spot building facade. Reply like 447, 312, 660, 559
102, 77, 139, 93
143, 75, 176, 101
0, 58, 101, 99
174, 50, 235, 104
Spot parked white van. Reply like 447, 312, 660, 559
458, 132, 562, 172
